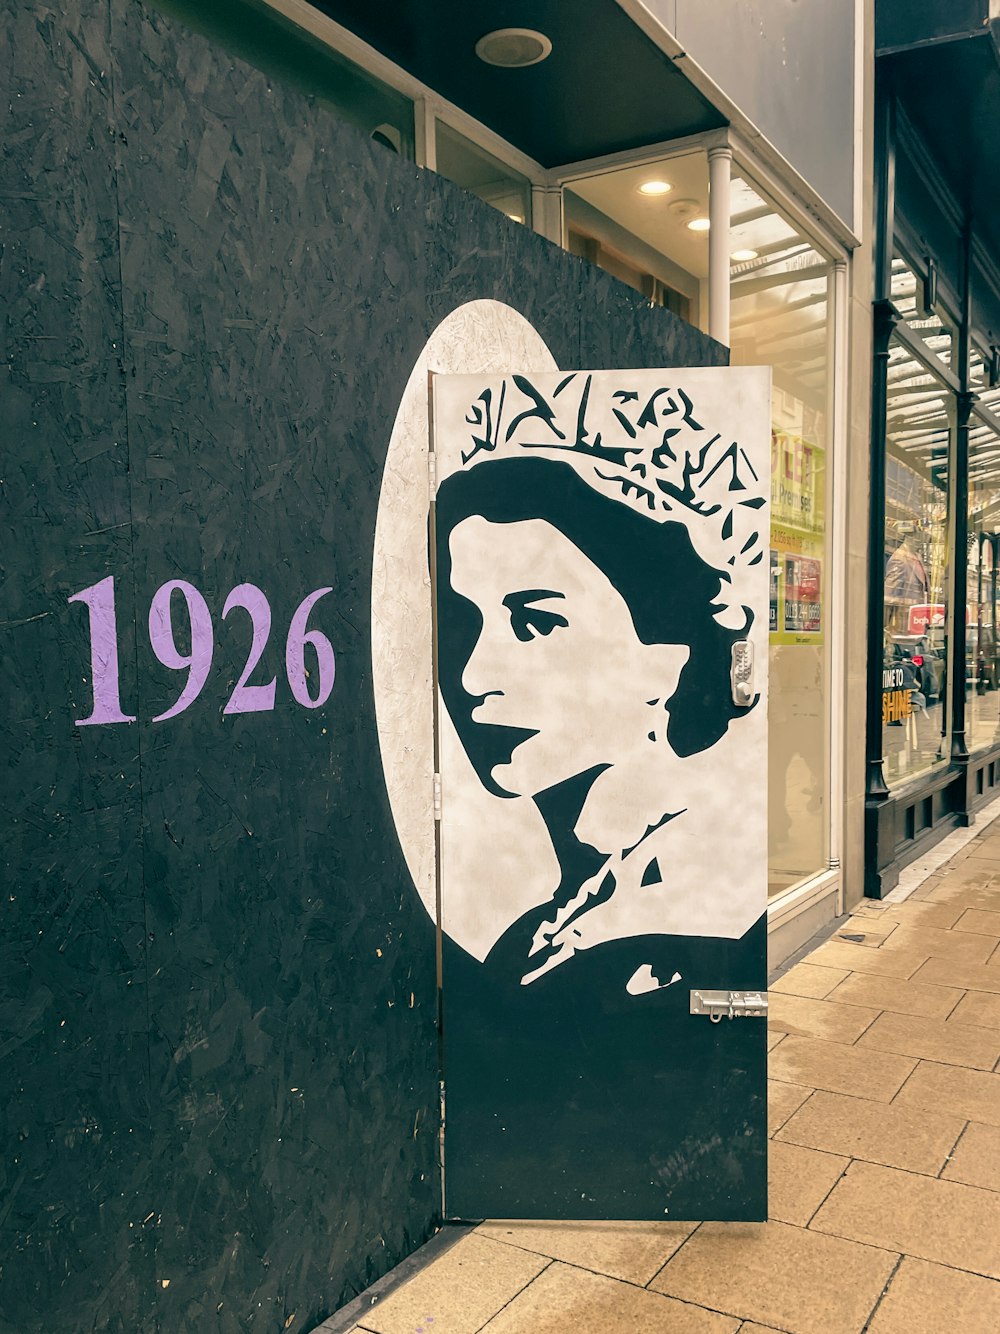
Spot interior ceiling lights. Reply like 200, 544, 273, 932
731, 248, 759, 261
687, 217, 711, 232
637, 179, 672, 196
475, 28, 553, 68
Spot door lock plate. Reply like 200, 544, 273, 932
690, 989, 768, 1022
730, 639, 755, 706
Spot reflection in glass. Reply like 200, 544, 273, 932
890, 254, 956, 370
728, 176, 830, 898
967, 410, 1000, 752
435, 121, 532, 226
564, 150, 708, 323
881, 339, 953, 786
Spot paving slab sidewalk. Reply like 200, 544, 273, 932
332, 823, 1000, 1334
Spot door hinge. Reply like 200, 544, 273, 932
690, 989, 768, 1022
433, 772, 442, 820
438, 1078, 446, 1169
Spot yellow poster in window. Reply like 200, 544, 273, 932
770, 431, 825, 646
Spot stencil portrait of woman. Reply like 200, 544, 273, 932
433, 369, 768, 977
427, 367, 771, 1218
436, 453, 754, 987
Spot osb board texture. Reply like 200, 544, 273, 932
0, 2, 726, 1332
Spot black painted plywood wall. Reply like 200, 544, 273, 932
0, 1, 724, 1329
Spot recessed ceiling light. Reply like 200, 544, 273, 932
687, 217, 711, 233
638, 180, 672, 197
731, 247, 759, 261
475, 28, 552, 68
507, 213, 524, 224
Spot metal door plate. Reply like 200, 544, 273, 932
690, 989, 768, 1022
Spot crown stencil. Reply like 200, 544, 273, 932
459, 372, 767, 630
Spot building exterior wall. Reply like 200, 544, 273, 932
631, 0, 861, 231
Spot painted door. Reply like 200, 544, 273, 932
432, 365, 772, 1221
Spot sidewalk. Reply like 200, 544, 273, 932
339, 825, 1000, 1334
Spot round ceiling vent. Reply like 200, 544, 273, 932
475, 28, 553, 69
667, 197, 701, 222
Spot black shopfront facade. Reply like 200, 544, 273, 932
866, 4, 1000, 895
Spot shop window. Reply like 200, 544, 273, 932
890, 253, 957, 372
728, 178, 831, 899
565, 229, 691, 318
562, 150, 707, 328
434, 121, 532, 226
881, 338, 953, 786
971, 343, 1000, 417
967, 413, 1000, 754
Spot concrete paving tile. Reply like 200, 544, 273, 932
911, 956, 1000, 994
948, 989, 1000, 1031
770, 963, 850, 999
941, 1122, 1000, 1192
833, 918, 897, 947
767, 1079, 812, 1133
923, 879, 1000, 911
856, 1008, 1000, 1071
804, 940, 929, 980
767, 1140, 847, 1226
769, 1035, 916, 1102
811, 1160, 1000, 1278
480, 1262, 739, 1334
766, 1030, 785, 1051
767, 992, 879, 1044
933, 859, 1000, 885
893, 1059, 1000, 1127
878, 924, 997, 965
855, 900, 964, 929
775, 1089, 964, 1175
359, 1234, 548, 1334
736, 1327, 788, 1334
824, 970, 963, 1020
866, 1257, 1000, 1334
475, 1220, 696, 1286
955, 907, 1000, 937
963, 841, 1000, 862
650, 1219, 896, 1334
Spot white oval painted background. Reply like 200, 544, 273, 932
371, 301, 557, 929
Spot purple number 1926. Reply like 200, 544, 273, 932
69, 577, 335, 726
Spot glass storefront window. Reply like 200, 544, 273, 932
539, 156, 841, 900
729, 177, 831, 899
971, 344, 1000, 417
967, 414, 1000, 752
890, 254, 957, 371
881, 339, 953, 785
434, 121, 532, 226
563, 150, 708, 325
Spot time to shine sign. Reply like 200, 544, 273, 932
882, 663, 914, 724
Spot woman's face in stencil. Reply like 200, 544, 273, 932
448, 516, 690, 797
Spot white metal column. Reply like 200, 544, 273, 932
531, 186, 565, 245
829, 258, 849, 908
708, 145, 732, 345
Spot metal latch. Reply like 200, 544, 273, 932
730, 640, 754, 706
690, 989, 768, 1023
